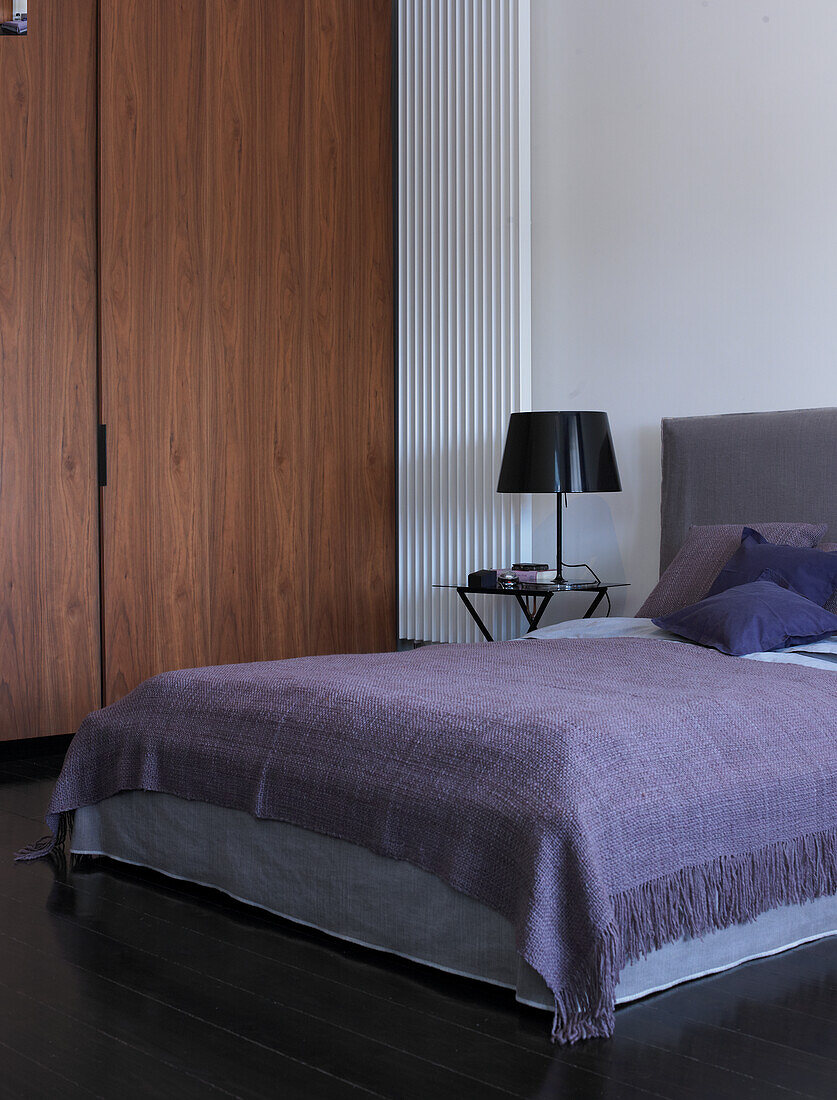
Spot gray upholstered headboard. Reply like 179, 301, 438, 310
660, 407, 837, 573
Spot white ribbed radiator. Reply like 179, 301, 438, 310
397, 0, 532, 644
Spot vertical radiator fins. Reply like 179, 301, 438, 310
398, 0, 532, 644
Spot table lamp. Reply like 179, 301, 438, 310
497, 411, 621, 584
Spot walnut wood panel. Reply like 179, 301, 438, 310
0, 1, 100, 739
203, 0, 310, 664
99, 1, 395, 701
0, 4, 13, 22
99, 0, 210, 702
305, 0, 395, 654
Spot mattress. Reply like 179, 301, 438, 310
73, 789, 837, 1011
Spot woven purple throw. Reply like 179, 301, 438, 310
18, 638, 837, 1042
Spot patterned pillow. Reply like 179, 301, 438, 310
637, 522, 827, 619
820, 542, 837, 615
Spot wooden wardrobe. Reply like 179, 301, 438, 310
0, 0, 396, 741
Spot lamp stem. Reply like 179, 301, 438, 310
555, 493, 566, 584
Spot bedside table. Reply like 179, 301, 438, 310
434, 581, 629, 642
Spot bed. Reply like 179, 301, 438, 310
19, 407, 837, 1043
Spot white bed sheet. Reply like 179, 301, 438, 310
527, 615, 837, 672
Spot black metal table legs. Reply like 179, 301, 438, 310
455, 586, 608, 642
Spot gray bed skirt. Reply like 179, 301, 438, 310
73, 791, 837, 1011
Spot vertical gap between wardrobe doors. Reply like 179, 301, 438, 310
94, 0, 107, 710
392, 0, 400, 648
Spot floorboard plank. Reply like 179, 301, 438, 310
0, 896, 528, 1100
0, 926, 381, 1099
0, 776, 58, 825
0, 977, 227, 1100
638, 980, 837, 1065
0, 759, 61, 782
615, 997, 837, 1100
0, 1037, 100, 1100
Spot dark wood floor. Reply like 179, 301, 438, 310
2, 755, 837, 1099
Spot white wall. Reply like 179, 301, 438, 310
531, 0, 837, 618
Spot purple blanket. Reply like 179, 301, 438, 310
18, 638, 837, 1042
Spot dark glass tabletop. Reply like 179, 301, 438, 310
438, 580, 629, 640
434, 581, 629, 594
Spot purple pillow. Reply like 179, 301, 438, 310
653, 573, 837, 656
637, 522, 827, 619
820, 543, 837, 615
707, 527, 837, 607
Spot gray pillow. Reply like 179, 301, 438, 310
819, 542, 837, 615
637, 522, 827, 619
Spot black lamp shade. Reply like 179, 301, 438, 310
497, 411, 621, 494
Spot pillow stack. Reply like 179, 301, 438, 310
637, 522, 826, 619
639, 524, 837, 656
706, 527, 837, 606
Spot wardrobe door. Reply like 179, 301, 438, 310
202, 0, 312, 669
0, 1, 101, 741
99, 1, 395, 703
98, 0, 212, 703
303, 0, 396, 656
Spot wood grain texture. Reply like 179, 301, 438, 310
0, 1, 100, 739
99, 0, 209, 703
204, 0, 310, 665
305, 0, 396, 656
100, 1, 395, 701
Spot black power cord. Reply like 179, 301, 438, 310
560, 558, 612, 616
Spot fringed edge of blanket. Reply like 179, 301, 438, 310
551, 827, 837, 1044
549, 924, 621, 1044
13, 811, 71, 862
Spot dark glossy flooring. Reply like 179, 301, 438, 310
1, 754, 837, 1099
